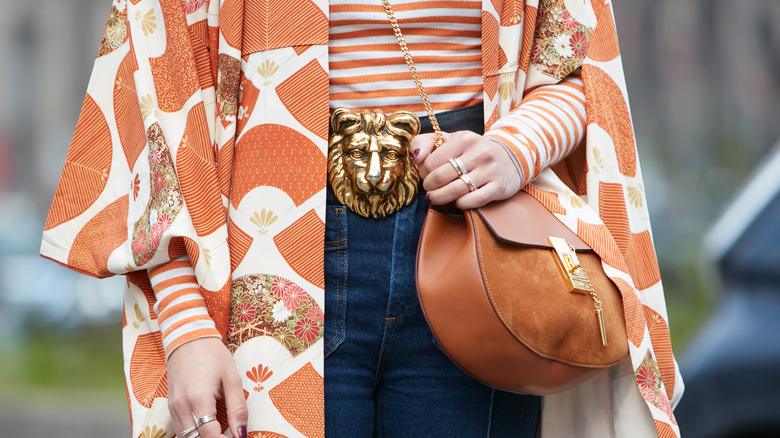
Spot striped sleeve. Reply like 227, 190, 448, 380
147, 257, 220, 360
484, 73, 587, 187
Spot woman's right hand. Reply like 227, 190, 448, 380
167, 337, 249, 438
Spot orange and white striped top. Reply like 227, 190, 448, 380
329, 0, 483, 115
148, 257, 220, 359
149, 3, 588, 359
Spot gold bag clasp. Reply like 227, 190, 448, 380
547, 236, 593, 295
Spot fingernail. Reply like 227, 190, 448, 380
413, 149, 420, 160
239, 425, 247, 438
425, 193, 430, 201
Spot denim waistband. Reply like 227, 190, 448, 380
418, 103, 484, 135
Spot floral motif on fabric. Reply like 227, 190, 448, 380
250, 209, 279, 236
636, 351, 678, 425
141, 94, 156, 121
236, 73, 260, 136
181, 0, 208, 14
591, 147, 605, 174
530, 0, 593, 80
217, 54, 242, 128
257, 60, 279, 86
131, 123, 184, 266
136, 9, 157, 37
627, 184, 644, 207
227, 274, 324, 357
97, 0, 129, 58
131, 173, 141, 200
246, 363, 273, 392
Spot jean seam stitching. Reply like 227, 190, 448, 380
324, 245, 341, 354
325, 208, 346, 355
375, 318, 394, 384
385, 303, 419, 321
340, 209, 346, 353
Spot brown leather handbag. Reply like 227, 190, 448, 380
416, 190, 629, 395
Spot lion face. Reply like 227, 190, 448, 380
342, 130, 407, 194
328, 108, 421, 218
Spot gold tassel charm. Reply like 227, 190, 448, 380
592, 294, 607, 347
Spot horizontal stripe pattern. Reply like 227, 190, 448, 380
329, 0, 482, 115
147, 257, 219, 359
485, 74, 587, 186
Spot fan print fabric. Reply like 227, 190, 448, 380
40, 0, 681, 436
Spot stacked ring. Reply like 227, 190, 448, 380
459, 174, 478, 192
195, 414, 217, 428
448, 157, 468, 176
181, 426, 198, 437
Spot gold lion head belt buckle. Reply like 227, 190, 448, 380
328, 108, 422, 219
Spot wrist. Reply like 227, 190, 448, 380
165, 331, 223, 362
486, 136, 526, 187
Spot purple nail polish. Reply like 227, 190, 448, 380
238, 426, 247, 438
425, 193, 430, 201
413, 149, 420, 160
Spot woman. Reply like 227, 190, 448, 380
41, 0, 682, 437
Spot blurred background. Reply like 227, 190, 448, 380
0, 0, 778, 436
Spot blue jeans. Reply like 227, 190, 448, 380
323, 105, 541, 437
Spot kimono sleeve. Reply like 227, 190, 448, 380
40, 0, 226, 283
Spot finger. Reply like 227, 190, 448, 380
168, 405, 182, 437
426, 169, 485, 205
418, 132, 472, 179
178, 425, 200, 438
421, 155, 470, 192
454, 182, 502, 210
172, 416, 190, 438
168, 395, 195, 438
191, 413, 222, 438
223, 370, 249, 438
191, 401, 220, 438
177, 419, 201, 438
194, 418, 223, 438
411, 132, 445, 166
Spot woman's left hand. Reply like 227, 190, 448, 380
413, 131, 523, 209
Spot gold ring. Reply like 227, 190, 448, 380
181, 426, 198, 437
195, 414, 217, 428
448, 157, 468, 176
459, 174, 477, 192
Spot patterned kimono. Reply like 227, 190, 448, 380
40, 0, 682, 436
